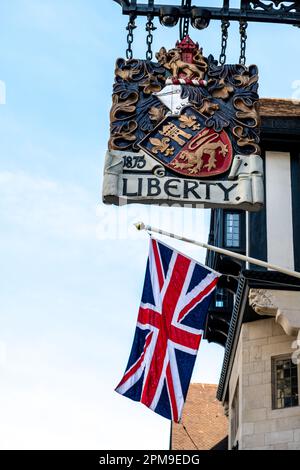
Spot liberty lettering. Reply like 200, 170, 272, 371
147, 178, 161, 197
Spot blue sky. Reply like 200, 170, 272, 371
0, 0, 299, 450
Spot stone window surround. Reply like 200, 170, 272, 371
271, 354, 300, 410
225, 288, 300, 449
218, 284, 300, 404
249, 288, 300, 414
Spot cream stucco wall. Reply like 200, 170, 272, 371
265, 151, 294, 270
228, 318, 300, 450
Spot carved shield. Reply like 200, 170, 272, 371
139, 107, 233, 178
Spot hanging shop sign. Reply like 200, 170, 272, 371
103, 35, 263, 210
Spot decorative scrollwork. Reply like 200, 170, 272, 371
233, 125, 260, 155
233, 97, 260, 127
109, 41, 261, 157
153, 165, 166, 177
249, 1, 300, 13
148, 106, 166, 124
109, 58, 168, 151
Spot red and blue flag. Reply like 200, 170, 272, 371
115, 238, 220, 422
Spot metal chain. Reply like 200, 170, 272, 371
219, 19, 230, 65
239, 20, 248, 65
180, 0, 191, 40
126, 15, 136, 61
146, 15, 156, 61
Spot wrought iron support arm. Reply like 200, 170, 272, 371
114, 1, 300, 27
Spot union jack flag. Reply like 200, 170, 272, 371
115, 238, 220, 422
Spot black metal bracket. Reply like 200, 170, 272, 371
114, 1, 300, 27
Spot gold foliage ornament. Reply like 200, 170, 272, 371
103, 34, 263, 212
149, 137, 175, 157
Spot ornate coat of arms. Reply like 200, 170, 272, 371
103, 36, 263, 210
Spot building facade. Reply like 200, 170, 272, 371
205, 98, 300, 450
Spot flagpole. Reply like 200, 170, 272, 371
134, 222, 300, 280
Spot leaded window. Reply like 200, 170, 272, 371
215, 288, 228, 309
272, 356, 299, 410
224, 213, 240, 248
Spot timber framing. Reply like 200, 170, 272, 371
216, 271, 300, 403
206, 98, 300, 402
